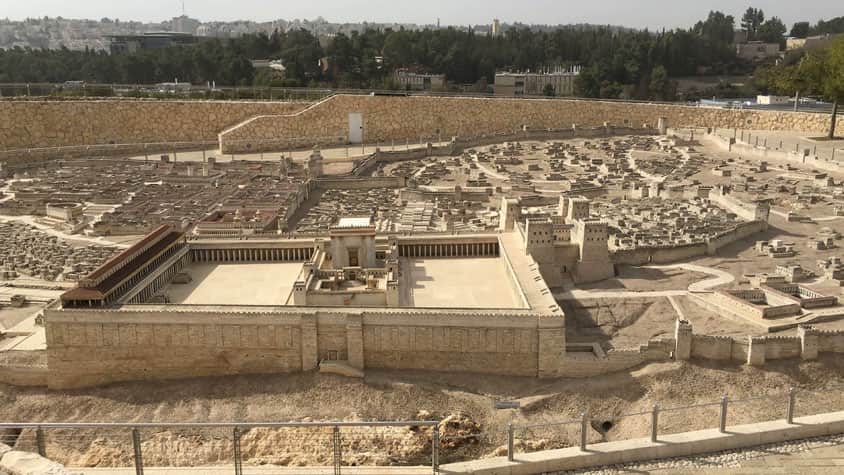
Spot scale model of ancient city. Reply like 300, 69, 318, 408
2, 94, 844, 472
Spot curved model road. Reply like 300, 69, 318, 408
554, 263, 735, 300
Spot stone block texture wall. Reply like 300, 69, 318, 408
44, 308, 562, 389
0, 100, 309, 149
219, 95, 832, 152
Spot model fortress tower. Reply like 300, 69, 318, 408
501, 195, 614, 285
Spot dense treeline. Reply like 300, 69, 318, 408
1, 10, 843, 101
0, 21, 742, 101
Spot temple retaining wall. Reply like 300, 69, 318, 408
41, 307, 564, 389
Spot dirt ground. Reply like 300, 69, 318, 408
2, 359, 843, 468
562, 295, 767, 349
562, 297, 679, 347
577, 266, 708, 292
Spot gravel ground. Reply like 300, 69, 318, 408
562, 433, 844, 474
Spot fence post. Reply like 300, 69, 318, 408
35, 427, 46, 457
432, 425, 440, 473
651, 405, 659, 442
506, 422, 515, 462
580, 412, 589, 451
719, 396, 728, 433
233, 427, 243, 475
787, 387, 796, 424
131, 428, 144, 475
332, 426, 342, 475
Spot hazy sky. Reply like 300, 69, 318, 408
4, 1, 842, 30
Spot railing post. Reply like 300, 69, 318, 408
719, 396, 728, 433
651, 404, 659, 442
506, 422, 514, 461
580, 412, 589, 451
233, 427, 243, 475
131, 428, 144, 475
432, 425, 440, 473
787, 387, 796, 424
35, 427, 46, 457
332, 426, 341, 475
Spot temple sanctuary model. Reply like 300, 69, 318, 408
44, 194, 624, 388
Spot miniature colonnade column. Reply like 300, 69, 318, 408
191, 248, 314, 263
399, 242, 500, 258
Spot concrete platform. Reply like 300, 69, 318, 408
161, 263, 302, 306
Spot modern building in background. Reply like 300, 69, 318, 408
787, 33, 844, 52
494, 66, 581, 97
735, 41, 780, 61
393, 69, 446, 91
171, 15, 201, 35
106, 32, 202, 54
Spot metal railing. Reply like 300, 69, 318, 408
0, 420, 441, 474
502, 386, 832, 462
1, 386, 842, 471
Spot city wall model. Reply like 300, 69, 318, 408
218, 94, 833, 153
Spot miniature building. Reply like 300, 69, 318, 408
45, 202, 84, 222
307, 147, 324, 178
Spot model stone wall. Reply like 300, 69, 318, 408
764, 336, 802, 359
690, 334, 735, 360
44, 312, 305, 389
0, 99, 309, 150
611, 243, 708, 266
218, 95, 832, 153
43, 306, 564, 388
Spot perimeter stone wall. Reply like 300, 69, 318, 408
219, 95, 833, 152
0, 99, 309, 150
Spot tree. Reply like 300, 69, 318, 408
757, 17, 787, 45
542, 83, 555, 96
790, 22, 810, 39
823, 37, 844, 138
648, 65, 673, 100
774, 38, 844, 138
693, 11, 735, 44
741, 7, 765, 40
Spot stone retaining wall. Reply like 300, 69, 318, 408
218, 95, 832, 153
42, 306, 563, 389
0, 99, 309, 150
